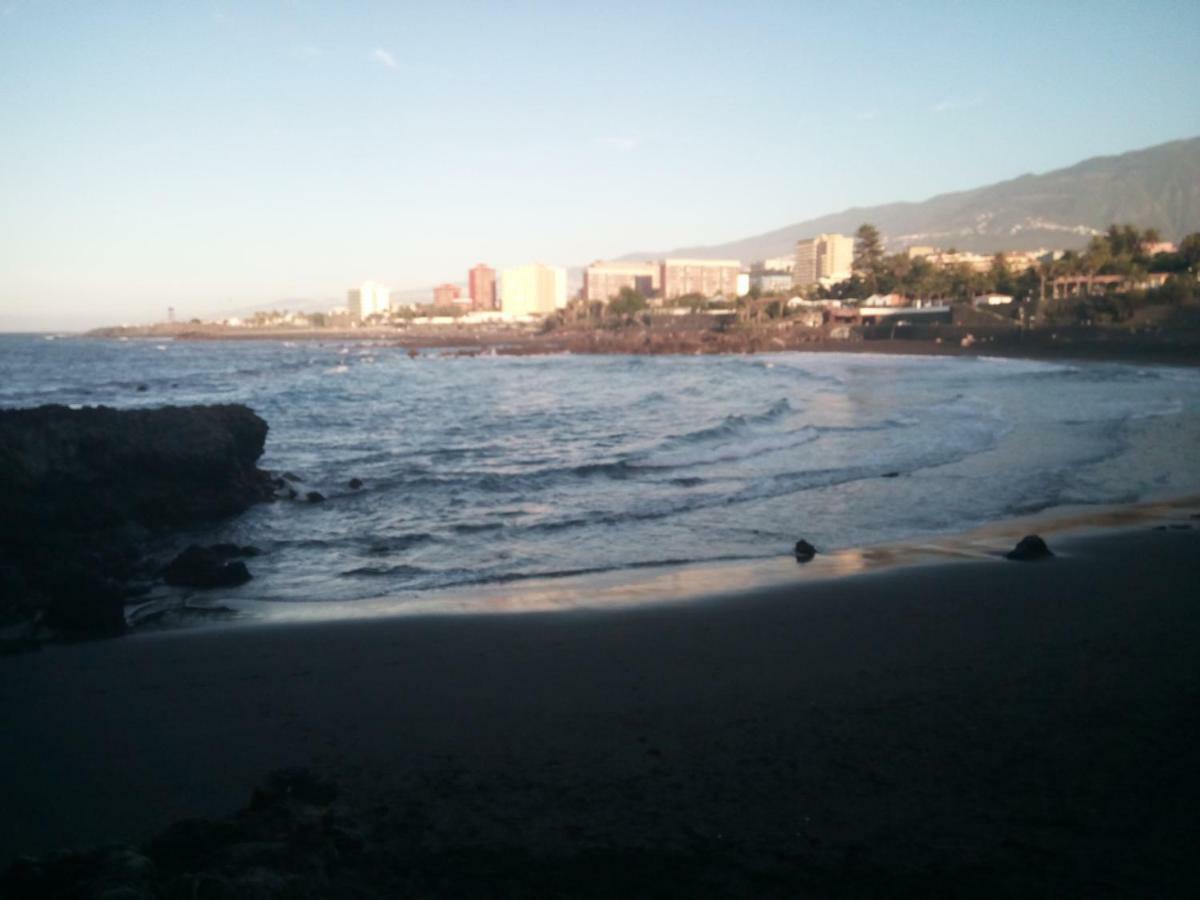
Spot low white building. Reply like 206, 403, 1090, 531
753, 273, 794, 294
973, 293, 1014, 307
760, 255, 795, 273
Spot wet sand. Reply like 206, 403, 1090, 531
3, 523, 1199, 896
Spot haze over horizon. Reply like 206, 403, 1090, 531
2, 0, 1199, 330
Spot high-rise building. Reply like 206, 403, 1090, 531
468, 264, 497, 310
347, 281, 390, 321
499, 264, 567, 317
660, 259, 741, 300
793, 234, 855, 287
583, 261, 661, 302
433, 283, 461, 306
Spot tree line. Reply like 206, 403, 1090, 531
836, 223, 1200, 308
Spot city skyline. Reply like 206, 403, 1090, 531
2, 0, 1199, 329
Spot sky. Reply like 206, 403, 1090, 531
2, 0, 1199, 329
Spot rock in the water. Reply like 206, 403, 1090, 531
348, 478, 363, 490
306, 491, 326, 504
0, 404, 273, 634
282, 471, 303, 483
162, 546, 252, 588
1005, 534, 1053, 561
794, 539, 817, 562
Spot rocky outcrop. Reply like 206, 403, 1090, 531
0, 404, 275, 636
1005, 534, 1054, 561
162, 545, 255, 589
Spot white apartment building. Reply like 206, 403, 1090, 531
347, 281, 391, 321
499, 264, 567, 317
660, 258, 741, 299
584, 260, 661, 302
760, 255, 795, 273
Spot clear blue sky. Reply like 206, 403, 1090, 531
2, 0, 1198, 328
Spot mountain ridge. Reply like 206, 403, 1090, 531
620, 136, 1200, 263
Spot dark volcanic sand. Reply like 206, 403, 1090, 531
2, 526, 1199, 896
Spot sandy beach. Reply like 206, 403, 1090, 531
3, 519, 1199, 896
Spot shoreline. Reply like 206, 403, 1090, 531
206, 492, 1200, 627
4, 501, 1200, 894
58, 326, 1200, 368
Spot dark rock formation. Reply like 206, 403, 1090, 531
162, 545, 253, 589
348, 477, 363, 490
1005, 534, 1054, 561
0, 404, 274, 635
794, 539, 817, 563
306, 491, 326, 504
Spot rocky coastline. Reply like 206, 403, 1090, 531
0, 404, 277, 639
87, 318, 1200, 367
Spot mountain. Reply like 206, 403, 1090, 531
623, 137, 1200, 262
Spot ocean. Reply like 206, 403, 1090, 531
4, 334, 1200, 620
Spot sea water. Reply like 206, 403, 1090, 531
3, 335, 1199, 615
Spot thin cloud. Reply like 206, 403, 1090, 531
597, 135, 639, 152
931, 97, 982, 113
371, 48, 398, 70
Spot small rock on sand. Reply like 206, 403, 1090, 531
1005, 534, 1053, 561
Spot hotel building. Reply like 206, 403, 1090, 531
347, 281, 391, 321
660, 258, 741, 300
468, 264, 497, 310
584, 260, 661, 301
794, 234, 855, 287
499, 264, 567, 317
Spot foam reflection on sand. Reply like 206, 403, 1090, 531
210, 494, 1200, 628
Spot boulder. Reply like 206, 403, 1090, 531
348, 478, 363, 490
162, 546, 253, 589
0, 404, 273, 635
305, 491, 326, 504
794, 539, 817, 563
1005, 534, 1053, 561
